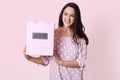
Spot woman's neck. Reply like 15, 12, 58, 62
60, 27, 73, 36
62, 26, 72, 32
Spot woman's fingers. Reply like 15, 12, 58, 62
23, 46, 32, 60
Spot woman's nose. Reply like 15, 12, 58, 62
66, 15, 70, 20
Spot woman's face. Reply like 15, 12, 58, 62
62, 7, 75, 28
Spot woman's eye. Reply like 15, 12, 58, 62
64, 13, 67, 15
71, 15, 75, 17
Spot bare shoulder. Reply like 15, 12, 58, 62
54, 27, 62, 37
78, 37, 86, 42
55, 27, 63, 31
55, 27, 59, 32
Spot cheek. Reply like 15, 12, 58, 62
62, 16, 66, 23
62, 15, 66, 20
71, 18, 75, 23
62, 17, 64, 23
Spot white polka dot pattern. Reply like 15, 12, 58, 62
41, 37, 87, 80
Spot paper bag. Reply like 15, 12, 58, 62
26, 21, 54, 57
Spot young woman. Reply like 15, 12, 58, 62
23, 2, 89, 80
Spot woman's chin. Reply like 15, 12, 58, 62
64, 24, 72, 27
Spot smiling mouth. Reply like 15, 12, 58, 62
65, 20, 71, 24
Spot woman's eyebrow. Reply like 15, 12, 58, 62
63, 11, 67, 14
63, 12, 75, 15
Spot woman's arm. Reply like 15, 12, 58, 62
53, 53, 80, 68
60, 60, 80, 68
53, 39, 87, 69
23, 46, 46, 66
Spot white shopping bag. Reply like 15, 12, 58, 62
26, 21, 54, 57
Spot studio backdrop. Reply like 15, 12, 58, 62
0, 0, 120, 80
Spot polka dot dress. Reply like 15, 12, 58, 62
41, 37, 87, 80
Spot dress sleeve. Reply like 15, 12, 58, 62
76, 40, 87, 70
40, 56, 50, 66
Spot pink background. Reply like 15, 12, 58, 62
0, 0, 120, 80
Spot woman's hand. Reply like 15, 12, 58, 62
23, 46, 32, 60
53, 53, 62, 65
23, 46, 47, 65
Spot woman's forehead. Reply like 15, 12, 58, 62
63, 7, 75, 14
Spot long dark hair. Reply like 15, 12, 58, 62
58, 2, 89, 45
